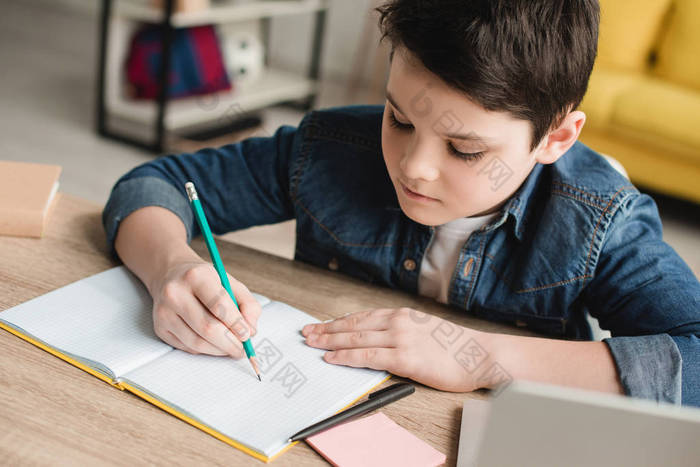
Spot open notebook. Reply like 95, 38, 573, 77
0, 267, 389, 462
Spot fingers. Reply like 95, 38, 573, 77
176, 292, 245, 358
161, 330, 205, 356
155, 326, 190, 352
191, 272, 261, 340
197, 284, 252, 342
324, 348, 401, 374
153, 262, 262, 358
305, 330, 394, 350
168, 313, 230, 356
226, 274, 262, 336
302, 309, 394, 337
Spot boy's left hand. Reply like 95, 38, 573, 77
302, 308, 497, 392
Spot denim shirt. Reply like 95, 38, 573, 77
103, 105, 700, 406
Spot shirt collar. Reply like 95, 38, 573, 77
482, 162, 545, 241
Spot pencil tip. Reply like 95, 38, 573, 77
249, 356, 262, 381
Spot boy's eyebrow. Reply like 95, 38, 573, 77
385, 89, 497, 146
447, 131, 497, 145
385, 91, 405, 115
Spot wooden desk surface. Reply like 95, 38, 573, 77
0, 194, 536, 466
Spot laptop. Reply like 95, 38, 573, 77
457, 381, 700, 467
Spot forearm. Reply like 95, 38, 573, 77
114, 206, 202, 295
484, 333, 624, 395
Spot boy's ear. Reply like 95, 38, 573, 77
533, 110, 586, 164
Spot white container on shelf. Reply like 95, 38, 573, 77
220, 23, 265, 85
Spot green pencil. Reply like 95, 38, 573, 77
185, 181, 261, 381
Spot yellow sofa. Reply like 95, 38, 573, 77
579, 0, 700, 204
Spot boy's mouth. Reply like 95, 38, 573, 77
400, 182, 439, 202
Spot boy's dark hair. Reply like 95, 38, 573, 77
376, 0, 599, 151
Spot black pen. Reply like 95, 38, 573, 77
288, 382, 415, 442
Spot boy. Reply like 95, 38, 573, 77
103, 0, 700, 406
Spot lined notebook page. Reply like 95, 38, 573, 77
121, 300, 388, 458
0, 267, 173, 378
0, 266, 273, 379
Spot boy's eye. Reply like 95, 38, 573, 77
388, 109, 413, 130
389, 110, 486, 162
447, 143, 486, 162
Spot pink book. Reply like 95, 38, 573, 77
0, 160, 61, 238
306, 412, 446, 467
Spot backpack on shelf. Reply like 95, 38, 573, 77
125, 24, 232, 100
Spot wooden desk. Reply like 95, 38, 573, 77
0, 194, 536, 466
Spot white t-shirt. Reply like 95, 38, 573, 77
418, 212, 499, 304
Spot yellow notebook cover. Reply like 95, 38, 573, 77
0, 267, 390, 462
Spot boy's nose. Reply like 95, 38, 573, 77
400, 147, 440, 182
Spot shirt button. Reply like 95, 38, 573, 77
403, 258, 416, 271
463, 258, 474, 277
328, 257, 339, 271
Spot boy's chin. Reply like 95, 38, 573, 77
398, 199, 498, 226
398, 202, 451, 227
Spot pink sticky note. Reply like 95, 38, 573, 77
306, 412, 446, 467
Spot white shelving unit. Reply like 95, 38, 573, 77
108, 69, 316, 129
97, 0, 329, 151
115, 0, 328, 26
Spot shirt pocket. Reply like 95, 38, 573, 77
294, 236, 383, 284
471, 249, 592, 337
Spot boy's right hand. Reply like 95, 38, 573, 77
150, 260, 261, 358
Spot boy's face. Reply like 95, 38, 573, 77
381, 48, 580, 226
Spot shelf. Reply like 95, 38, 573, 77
107, 68, 316, 130
115, 0, 329, 27
98, 0, 328, 151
